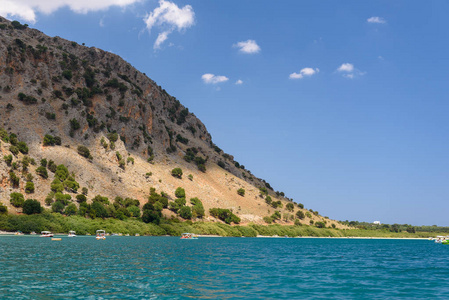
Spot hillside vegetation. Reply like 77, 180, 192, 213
0, 17, 347, 231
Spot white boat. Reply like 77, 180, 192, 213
435, 236, 445, 243
14, 231, 24, 235
96, 230, 106, 240
180, 233, 198, 240
68, 231, 76, 237
40, 231, 54, 237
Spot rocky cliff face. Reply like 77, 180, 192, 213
0, 17, 343, 228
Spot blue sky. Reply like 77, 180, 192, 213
2, 0, 449, 226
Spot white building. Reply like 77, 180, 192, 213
373, 221, 381, 225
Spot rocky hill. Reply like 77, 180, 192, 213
0, 17, 345, 228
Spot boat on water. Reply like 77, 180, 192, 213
96, 230, 106, 240
30, 231, 36, 235
434, 236, 447, 243
14, 231, 24, 235
40, 231, 54, 237
180, 233, 198, 240
68, 231, 76, 237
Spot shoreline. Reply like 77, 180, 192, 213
0, 231, 431, 239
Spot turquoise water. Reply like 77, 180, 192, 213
1, 237, 448, 299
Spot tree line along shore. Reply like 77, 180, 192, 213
0, 212, 446, 238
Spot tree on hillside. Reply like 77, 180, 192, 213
171, 168, 183, 179
22, 199, 42, 215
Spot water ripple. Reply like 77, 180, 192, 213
1, 237, 449, 299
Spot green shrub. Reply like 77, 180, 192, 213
17, 141, 28, 154
107, 132, 118, 142
142, 203, 162, 225
50, 179, 64, 193
9, 171, 19, 187
55, 193, 71, 205
54, 165, 69, 181
190, 197, 205, 218
77, 145, 91, 158
171, 168, 183, 179
168, 202, 180, 213
90, 201, 108, 218
92, 195, 110, 205
0, 128, 8, 142
271, 200, 282, 209
265, 196, 272, 205
175, 198, 186, 207
52, 201, 65, 213
237, 188, 245, 196
48, 160, 57, 173
176, 134, 188, 145
179, 206, 192, 220
70, 118, 80, 131
175, 187, 185, 198
271, 211, 281, 221
76, 194, 87, 203
43, 134, 61, 146
10, 192, 25, 207
64, 203, 78, 216
209, 208, 240, 224
9, 145, 19, 156
127, 205, 141, 218
263, 216, 273, 224
297, 203, 304, 209
0, 203, 7, 214
25, 181, 35, 194
11, 21, 28, 30
62, 70, 72, 80
36, 166, 48, 179
22, 199, 42, 215
4, 154, 13, 166
63, 177, 79, 192
296, 210, 305, 220
286, 203, 294, 212
315, 221, 326, 228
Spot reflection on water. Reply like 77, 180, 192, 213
1, 236, 449, 299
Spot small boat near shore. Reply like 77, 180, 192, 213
96, 230, 106, 240
68, 231, 76, 237
180, 233, 198, 240
40, 231, 54, 237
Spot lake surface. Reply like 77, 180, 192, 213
0, 236, 448, 299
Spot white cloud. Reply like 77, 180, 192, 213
367, 16, 386, 24
144, 0, 195, 50
233, 40, 261, 54
0, 0, 141, 23
235, 79, 243, 85
289, 67, 319, 79
337, 63, 354, 73
202, 73, 229, 84
154, 31, 169, 49
336, 63, 365, 79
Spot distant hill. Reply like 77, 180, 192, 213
0, 17, 345, 229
